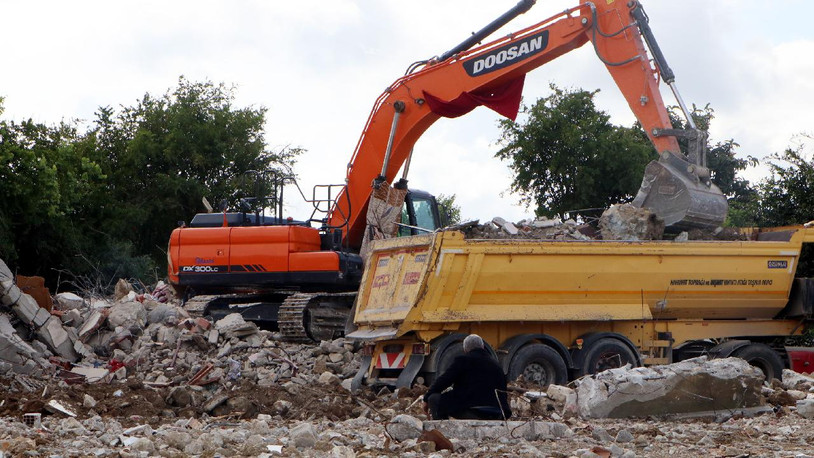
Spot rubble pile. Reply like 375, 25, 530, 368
460, 203, 745, 242
1, 256, 814, 455
460, 216, 596, 241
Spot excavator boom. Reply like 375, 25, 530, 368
330, 0, 727, 247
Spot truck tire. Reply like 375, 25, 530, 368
732, 343, 784, 381
579, 338, 638, 377
508, 343, 567, 386
673, 340, 715, 362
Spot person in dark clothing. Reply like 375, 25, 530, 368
422, 334, 512, 420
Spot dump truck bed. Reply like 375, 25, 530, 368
353, 227, 814, 339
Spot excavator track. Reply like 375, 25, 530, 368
279, 292, 356, 343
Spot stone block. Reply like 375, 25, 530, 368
546, 384, 574, 403
54, 292, 85, 310
290, 422, 318, 448
576, 357, 764, 418
599, 203, 664, 241
388, 414, 423, 441
797, 399, 814, 419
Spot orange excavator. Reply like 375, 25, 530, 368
168, 0, 727, 342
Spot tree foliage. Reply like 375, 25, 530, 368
496, 85, 755, 223
0, 78, 298, 290
84, 77, 298, 263
495, 85, 652, 219
436, 193, 462, 226
0, 115, 108, 278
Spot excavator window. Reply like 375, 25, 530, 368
399, 191, 442, 236
412, 197, 438, 232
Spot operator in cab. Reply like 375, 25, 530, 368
422, 334, 512, 420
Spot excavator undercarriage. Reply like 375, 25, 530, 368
183, 291, 356, 342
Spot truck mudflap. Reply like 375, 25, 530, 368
351, 355, 372, 392
396, 354, 425, 388
350, 352, 423, 390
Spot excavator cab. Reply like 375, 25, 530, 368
398, 189, 442, 237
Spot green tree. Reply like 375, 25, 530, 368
745, 136, 814, 277
0, 115, 108, 278
753, 138, 814, 227
86, 77, 299, 265
436, 193, 462, 226
496, 85, 754, 223
662, 105, 759, 227
495, 85, 652, 219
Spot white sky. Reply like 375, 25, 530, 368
1, 0, 812, 223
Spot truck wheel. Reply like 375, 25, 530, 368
508, 343, 567, 386
732, 343, 784, 381
580, 338, 638, 377
674, 341, 714, 362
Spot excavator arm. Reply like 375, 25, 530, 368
330, 0, 727, 248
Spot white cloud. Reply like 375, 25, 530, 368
2, 0, 812, 224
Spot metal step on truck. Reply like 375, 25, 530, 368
348, 225, 814, 390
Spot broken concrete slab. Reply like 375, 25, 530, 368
797, 399, 814, 419
290, 422, 318, 449
37, 316, 79, 361
492, 217, 519, 235
114, 279, 134, 302
387, 415, 423, 441
78, 310, 106, 341
0, 314, 48, 374
215, 313, 258, 338
531, 217, 562, 228
54, 292, 85, 310
60, 308, 84, 328
575, 357, 764, 418
423, 420, 571, 441
70, 366, 111, 383
107, 301, 146, 329
599, 203, 665, 241
0, 262, 79, 362
45, 400, 77, 417
782, 369, 814, 391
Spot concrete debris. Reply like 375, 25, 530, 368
215, 312, 259, 338
0, 259, 79, 362
113, 279, 134, 302
425, 419, 571, 441
387, 414, 423, 441
797, 399, 814, 419
492, 216, 519, 235
290, 422, 318, 448
45, 400, 77, 417
782, 368, 814, 391
462, 217, 592, 241
1, 258, 814, 456
575, 357, 764, 418
70, 366, 111, 383
54, 292, 85, 310
107, 300, 146, 329
599, 203, 665, 241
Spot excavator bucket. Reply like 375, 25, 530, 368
632, 156, 728, 230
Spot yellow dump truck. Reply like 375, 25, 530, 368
348, 226, 814, 390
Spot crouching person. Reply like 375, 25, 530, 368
422, 334, 512, 420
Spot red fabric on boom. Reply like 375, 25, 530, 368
423, 75, 525, 121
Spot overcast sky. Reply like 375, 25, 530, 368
2, 1, 812, 223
